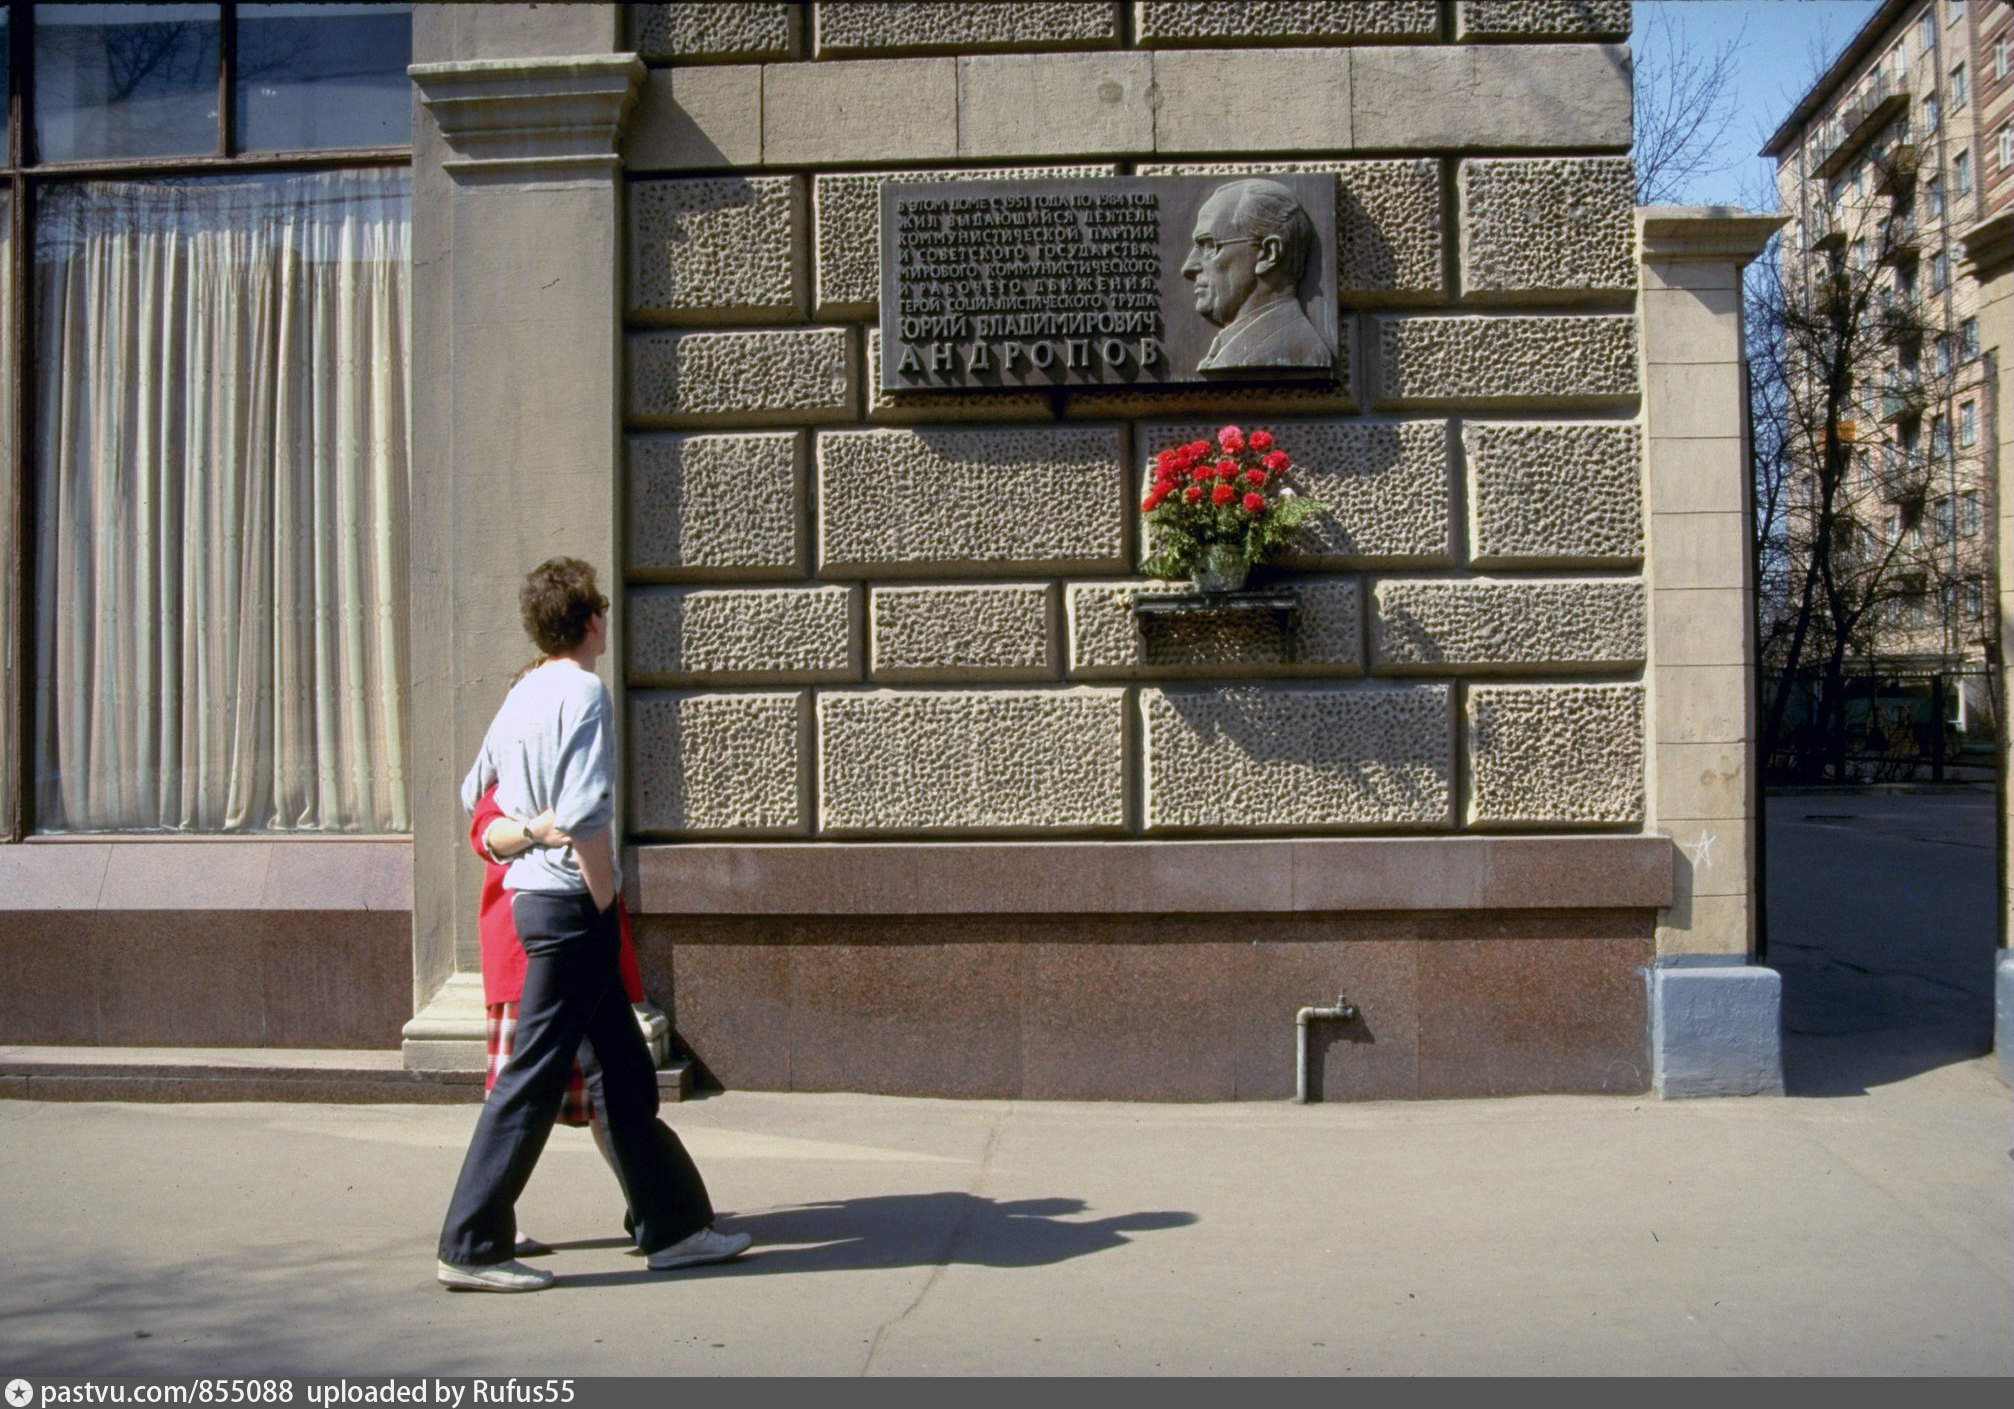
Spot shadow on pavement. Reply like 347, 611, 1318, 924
1767, 788, 1998, 1097
1781, 1030, 1991, 1097
550, 1192, 1198, 1288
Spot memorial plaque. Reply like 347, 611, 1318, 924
879, 174, 1339, 392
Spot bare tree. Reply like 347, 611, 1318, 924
1751, 145, 1993, 781
1633, 6, 1746, 204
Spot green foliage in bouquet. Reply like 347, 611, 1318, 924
1138, 426, 1323, 581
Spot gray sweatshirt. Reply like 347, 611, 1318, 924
460, 660, 620, 895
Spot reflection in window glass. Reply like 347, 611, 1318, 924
0, 11, 11, 158
34, 5, 221, 162
237, 4, 412, 152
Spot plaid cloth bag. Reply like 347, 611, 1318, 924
485, 1002, 595, 1127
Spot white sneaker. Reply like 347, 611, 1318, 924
437, 1257, 555, 1292
646, 1225, 752, 1271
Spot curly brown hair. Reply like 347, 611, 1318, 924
519, 557, 608, 656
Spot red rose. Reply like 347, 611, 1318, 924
1242, 492, 1266, 513
1250, 430, 1273, 452
1211, 483, 1236, 506
1244, 468, 1267, 485
1191, 465, 1214, 483
1184, 485, 1204, 503
1262, 450, 1290, 472
1155, 449, 1178, 470
1141, 493, 1161, 511
1216, 460, 1237, 480
1218, 425, 1244, 451
1188, 440, 1211, 459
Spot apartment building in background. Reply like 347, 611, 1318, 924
1763, 0, 2006, 747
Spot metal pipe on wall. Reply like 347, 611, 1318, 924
1295, 994, 1356, 1103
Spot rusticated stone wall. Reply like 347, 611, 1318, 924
619, 0, 1643, 842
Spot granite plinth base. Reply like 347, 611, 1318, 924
0, 910, 411, 1050
632, 910, 1655, 1101
1650, 959, 1784, 1098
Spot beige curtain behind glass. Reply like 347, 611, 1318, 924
35, 169, 409, 832
0, 186, 14, 831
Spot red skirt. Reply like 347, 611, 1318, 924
484, 1002, 595, 1128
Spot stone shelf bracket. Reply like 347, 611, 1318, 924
1130, 588, 1304, 661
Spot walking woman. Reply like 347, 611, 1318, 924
436, 557, 750, 1291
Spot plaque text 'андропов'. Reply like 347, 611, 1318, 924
894, 189, 1163, 384
880, 174, 1340, 392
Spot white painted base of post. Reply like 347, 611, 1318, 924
1995, 951, 2014, 1089
1651, 959, 1785, 1098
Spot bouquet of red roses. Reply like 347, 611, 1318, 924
1139, 425, 1321, 590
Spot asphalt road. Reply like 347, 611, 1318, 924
1765, 786, 2000, 1093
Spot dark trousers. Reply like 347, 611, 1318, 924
438, 891, 712, 1265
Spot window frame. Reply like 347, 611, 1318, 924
0, 1, 414, 840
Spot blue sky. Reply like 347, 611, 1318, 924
1634, 1, 1882, 207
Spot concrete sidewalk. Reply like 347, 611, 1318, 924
2, 1060, 2009, 1376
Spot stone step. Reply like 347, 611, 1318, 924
0, 1046, 693, 1105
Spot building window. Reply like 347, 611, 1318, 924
1930, 249, 1949, 289
1961, 316, 1979, 359
2000, 124, 2014, 170
1922, 10, 1938, 48
1932, 415, 1952, 458
8, 6, 416, 834
1936, 334, 1955, 376
1853, 238, 1869, 270
1934, 496, 1956, 544
1924, 93, 1940, 132
1960, 400, 1977, 446
31, 5, 410, 163
1955, 149, 1972, 193
1927, 176, 1945, 218
1961, 490, 1982, 536
1964, 580, 1984, 620
1951, 63, 1967, 108
1995, 35, 2008, 83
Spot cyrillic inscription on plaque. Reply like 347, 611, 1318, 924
879, 175, 1339, 392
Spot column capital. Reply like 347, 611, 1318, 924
1637, 206, 1786, 266
410, 54, 647, 175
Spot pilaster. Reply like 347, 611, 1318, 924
403, 6, 641, 1069
1637, 206, 1787, 1097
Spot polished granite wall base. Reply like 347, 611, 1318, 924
0, 911, 411, 1049
631, 911, 1653, 1101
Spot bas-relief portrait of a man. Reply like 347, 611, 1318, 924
1181, 179, 1334, 375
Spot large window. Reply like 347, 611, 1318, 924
1, 5, 413, 834
34, 171, 410, 831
